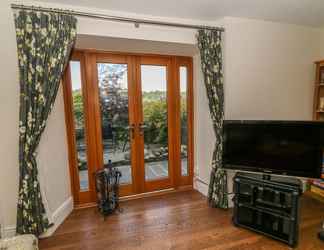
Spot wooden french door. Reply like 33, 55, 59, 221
136, 56, 174, 193
63, 50, 193, 206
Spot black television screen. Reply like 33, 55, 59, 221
223, 120, 324, 178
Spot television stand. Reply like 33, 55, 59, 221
232, 172, 302, 247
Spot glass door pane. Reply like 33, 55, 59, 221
140, 65, 169, 181
180, 66, 189, 176
70, 61, 89, 191
97, 63, 132, 185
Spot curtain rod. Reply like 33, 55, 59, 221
11, 4, 225, 32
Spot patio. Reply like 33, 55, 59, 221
79, 158, 188, 190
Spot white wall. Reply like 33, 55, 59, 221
1, 0, 323, 236
37, 86, 71, 219
75, 34, 199, 56
0, 0, 20, 236
224, 17, 319, 121
0, 0, 72, 237
321, 29, 324, 58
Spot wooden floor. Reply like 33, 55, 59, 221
40, 190, 324, 250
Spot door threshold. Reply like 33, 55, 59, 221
74, 202, 97, 210
74, 185, 193, 209
120, 185, 193, 201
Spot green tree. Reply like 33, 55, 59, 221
180, 93, 188, 145
143, 91, 168, 145
72, 89, 84, 129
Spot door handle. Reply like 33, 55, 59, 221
138, 123, 148, 136
126, 124, 135, 139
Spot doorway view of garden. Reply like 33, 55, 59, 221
71, 61, 189, 190
65, 51, 193, 204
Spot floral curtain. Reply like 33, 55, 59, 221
14, 10, 77, 236
197, 29, 228, 209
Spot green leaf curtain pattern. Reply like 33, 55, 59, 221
197, 29, 228, 209
14, 10, 77, 236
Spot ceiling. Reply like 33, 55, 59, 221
37, 0, 324, 27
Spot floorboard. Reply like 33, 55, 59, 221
39, 190, 324, 250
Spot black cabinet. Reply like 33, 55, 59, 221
233, 172, 302, 247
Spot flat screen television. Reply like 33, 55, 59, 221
223, 120, 324, 178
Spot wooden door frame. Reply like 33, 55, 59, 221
175, 57, 194, 186
62, 51, 95, 206
62, 49, 194, 205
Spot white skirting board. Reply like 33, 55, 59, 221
40, 196, 73, 238
2, 225, 16, 238
193, 177, 209, 196
3, 196, 73, 239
